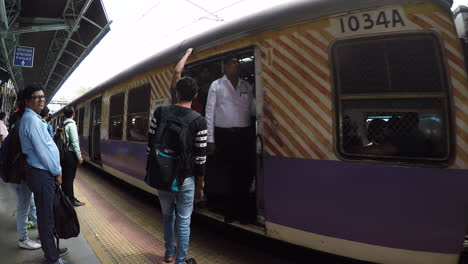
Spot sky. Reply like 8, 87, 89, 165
51, 0, 468, 102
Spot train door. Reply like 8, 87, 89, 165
89, 97, 102, 164
186, 47, 259, 225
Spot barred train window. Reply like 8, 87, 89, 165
332, 33, 452, 164
127, 84, 150, 141
109, 93, 125, 139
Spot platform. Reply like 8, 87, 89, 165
0, 165, 369, 264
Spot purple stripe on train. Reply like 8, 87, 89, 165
263, 156, 468, 254
100, 140, 147, 180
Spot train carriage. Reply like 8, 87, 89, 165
52, 0, 468, 263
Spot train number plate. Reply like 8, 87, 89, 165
331, 7, 412, 36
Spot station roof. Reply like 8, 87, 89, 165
0, 0, 111, 102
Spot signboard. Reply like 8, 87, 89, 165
13, 46, 34, 67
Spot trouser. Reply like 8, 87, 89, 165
11, 183, 38, 241
26, 167, 59, 263
158, 177, 195, 264
61, 150, 78, 202
214, 127, 255, 220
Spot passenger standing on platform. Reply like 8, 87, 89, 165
148, 76, 207, 264
61, 106, 85, 207
6, 99, 42, 251
205, 54, 256, 224
19, 85, 71, 264
40, 106, 54, 138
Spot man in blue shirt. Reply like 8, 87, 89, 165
20, 85, 72, 264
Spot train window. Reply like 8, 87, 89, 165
331, 33, 452, 165
109, 93, 125, 140
78, 108, 84, 136
127, 84, 150, 141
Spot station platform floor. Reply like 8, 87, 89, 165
0, 165, 369, 264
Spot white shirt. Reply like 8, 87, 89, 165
205, 75, 255, 143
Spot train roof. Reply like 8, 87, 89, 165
65, 0, 452, 108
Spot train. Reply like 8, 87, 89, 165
51, 0, 468, 263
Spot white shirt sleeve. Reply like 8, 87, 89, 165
205, 81, 217, 143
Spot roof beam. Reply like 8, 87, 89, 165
48, 20, 111, 100
43, 0, 95, 93
2, 23, 71, 35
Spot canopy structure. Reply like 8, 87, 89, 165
0, 0, 111, 103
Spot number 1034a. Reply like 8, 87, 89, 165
339, 9, 406, 33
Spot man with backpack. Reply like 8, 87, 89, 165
60, 106, 84, 207
147, 76, 207, 264
19, 85, 71, 264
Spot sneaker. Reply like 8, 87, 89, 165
59, 247, 69, 257
186, 258, 197, 264
52, 258, 73, 264
19, 238, 41, 250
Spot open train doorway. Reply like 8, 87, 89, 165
186, 47, 259, 225
89, 97, 102, 164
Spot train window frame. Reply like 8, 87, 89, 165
126, 84, 151, 142
109, 92, 125, 140
330, 32, 453, 166
184, 46, 256, 116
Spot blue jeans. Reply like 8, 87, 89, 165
158, 177, 195, 264
11, 183, 38, 241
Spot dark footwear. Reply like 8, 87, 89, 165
72, 200, 85, 207
52, 258, 73, 264
59, 247, 69, 257
186, 258, 197, 264
164, 255, 175, 263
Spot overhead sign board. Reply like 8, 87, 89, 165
13, 46, 34, 67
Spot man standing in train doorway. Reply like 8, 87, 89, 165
205, 53, 256, 224
147, 76, 207, 264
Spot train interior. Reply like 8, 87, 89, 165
185, 48, 259, 224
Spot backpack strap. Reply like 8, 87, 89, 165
62, 120, 74, 147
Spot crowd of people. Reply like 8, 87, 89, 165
1, 48, 257, 264
2, 86, 83, 264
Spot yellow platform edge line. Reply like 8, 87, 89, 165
76, 186, 114, 264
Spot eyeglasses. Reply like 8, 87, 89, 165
30, 95, 45, 100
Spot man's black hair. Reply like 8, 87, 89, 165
40, 106, 50, 118
63, 106, 75, 118
0, 112, 6, 120
22, 84, 43, 100
223, 53, 239, 65
176, 77, 198, 102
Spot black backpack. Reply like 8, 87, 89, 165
0, 123, 27, 184
54, 186, 80, 241
54, 121, 73, 162
145, 106, 200, 192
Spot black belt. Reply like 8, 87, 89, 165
215, 127, 250, 134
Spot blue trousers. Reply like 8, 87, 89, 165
26, 167, 59, 263
11, 183, 38, 241
158, 177, 195, 264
